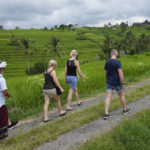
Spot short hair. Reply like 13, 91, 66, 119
70, 49, 78, 57
49, 60, 57, 67
111, 49, 118, 56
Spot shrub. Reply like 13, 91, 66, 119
129, 47, 136, 55
26, 62, 48, 75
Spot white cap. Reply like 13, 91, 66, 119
0, 61, 7, 68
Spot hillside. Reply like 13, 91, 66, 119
0, 26, 150, 77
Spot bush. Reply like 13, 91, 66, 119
26, 62, 48, 75
129, 47, 136, 55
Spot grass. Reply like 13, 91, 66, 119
5, 53, 150, 121
1, 26, 150, 121
75, 106, 150, 150
1, 84, 150, 150
0, 26, 150, 77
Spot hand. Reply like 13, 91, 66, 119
60, 88, 64, 93
82, 79, 86, 83
7, 93, 11, 98
122, 85, 125, 90
65, 79, 68, 85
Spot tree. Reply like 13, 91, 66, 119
54, 25, 58, 30
101, 35, 117, 59
0, 25, 3, 30
68, 24, 73, 28
43, 26, 48, 30
46, 36, 60, 57
9, 34, 20, 46
120, 22, 127, 32
136, 33, 150, 53
20, 39, 30, 73
15, 26, 19, 30
108, 22, 112, 27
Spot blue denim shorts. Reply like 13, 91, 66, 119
106, 83, 122, 92
66, 76, 78, 89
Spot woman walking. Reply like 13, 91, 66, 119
65, 50, 85, 110
43, 60, 66, 122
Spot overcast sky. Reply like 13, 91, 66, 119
0, 0, 150, 29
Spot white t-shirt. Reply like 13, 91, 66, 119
0, 74, 7, 107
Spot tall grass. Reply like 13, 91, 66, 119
5, 54, 150, 121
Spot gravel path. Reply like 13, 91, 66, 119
8, 78, 150, 137
37, 94, 150, 150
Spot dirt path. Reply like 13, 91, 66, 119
37, 94, 150, 150
8, 78, 150, 137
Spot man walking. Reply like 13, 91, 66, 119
104, 49, 130, 119
0, 61, 18, 142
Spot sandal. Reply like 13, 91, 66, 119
59, 110, 67, 116
77, 102, 83, 106
66, 107, 74, 111
8, 120, 18, 129
44, 118, 52, 123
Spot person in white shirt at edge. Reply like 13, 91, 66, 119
0, 61, 18, 142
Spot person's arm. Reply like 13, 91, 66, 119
64, 65, 68, 84
51, 70, 64, 92
104, 62, 107, 76
2, 90, 11, 98
118, 69, 125, 89
1, 78, 11, 97
76, 61, 85, 82
64, 65, 67, 77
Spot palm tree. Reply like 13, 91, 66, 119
46, 36, 60, 57
20, 39, 30, 73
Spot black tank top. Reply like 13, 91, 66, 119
66, 59, 77, 76
43, 70, 56, 90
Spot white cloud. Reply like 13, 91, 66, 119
0, 0, 149, 29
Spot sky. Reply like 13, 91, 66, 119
0, 0, 150, 29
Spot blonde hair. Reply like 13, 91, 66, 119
49, 60, 57, 67
70, 49, 78, 57
111, 49, 118, 56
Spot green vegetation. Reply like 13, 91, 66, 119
0, 24, 150, 77
0, 23, 150, 122
1, 84, 150, 150
76, 107, 150, 150
5, 54, 150, 121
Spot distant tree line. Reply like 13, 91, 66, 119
132, 20, 150, 27
104, 20, 150, 28
99, 31, 150, 60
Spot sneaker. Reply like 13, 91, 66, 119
123, 108, 131, 115
8, 120, 18, 129
103, 114, 111, 120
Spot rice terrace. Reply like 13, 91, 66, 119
1, 1, 150, 149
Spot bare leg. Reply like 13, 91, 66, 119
74, 88, 80, 104
54, 96, 62, 114
67, 88, 74, 109
118, 91, 126, 110
44, 95, 50, 121
105, 91, 113, 114
8, 118, 11, 126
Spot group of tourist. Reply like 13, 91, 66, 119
0, 49, 130, 142
43, 50, 85, 122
